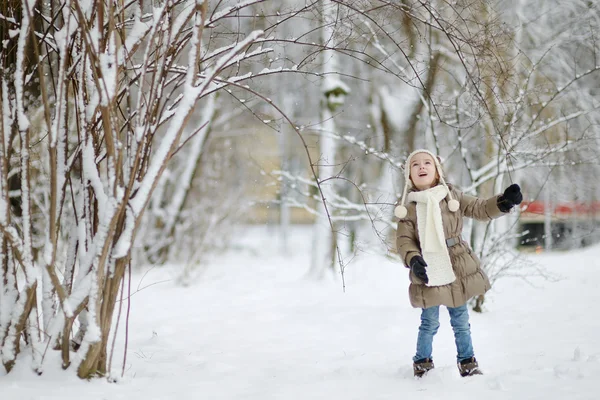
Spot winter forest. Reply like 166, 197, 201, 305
1, 0, 600, 397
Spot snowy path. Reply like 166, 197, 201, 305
2, 227, 600, 399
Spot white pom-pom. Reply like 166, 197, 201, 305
394, 205, 408, 218
448, 199, 460, 212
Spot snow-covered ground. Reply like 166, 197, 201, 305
2, 226, 599, 400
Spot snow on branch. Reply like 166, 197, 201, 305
13, 0, 37, 133
524, 66, 600, 135
520, 111, 588, 142
168, 2, 195, 44
130, 29, 264, 217
205, 0, 265, 27
82, 141, 108, 217
271, 170, 395, 228
112, 206, 135, 260
121, 15, 152, 62
0, 12, 17, 25
221, 46, 273, 70
471, 157, 500, 182
0, 225, 25, 258
464, 142, 580, 193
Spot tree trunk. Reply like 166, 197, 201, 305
309, 0, 344, 277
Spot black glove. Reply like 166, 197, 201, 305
409, 255, 429, 284
497, 183, 523, 213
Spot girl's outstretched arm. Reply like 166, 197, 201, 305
456, 189, 505, 221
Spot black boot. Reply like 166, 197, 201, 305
413, 358, 434, 377
457, 357, 482, 377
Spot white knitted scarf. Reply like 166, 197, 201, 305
407, 185, 456, 287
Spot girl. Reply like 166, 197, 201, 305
394, 149, 522, 377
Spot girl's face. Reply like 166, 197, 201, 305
409, 152, 438, 190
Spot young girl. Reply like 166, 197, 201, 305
394, 149, 522, 377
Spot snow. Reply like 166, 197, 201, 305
13, 0, 36, 133
0, 78, 11, 224
379, 85, 418, 134
112, 207, 135, 260
322, 75, 351, 96
2, 226, 599, 399
84, 58, 100, 123
98, 34, 117, 106
124, 16, 151, 54
82, 141, 108, 216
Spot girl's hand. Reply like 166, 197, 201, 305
497, 183, 523, 212
409, 255, 429, 284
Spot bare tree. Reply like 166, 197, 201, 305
1, 0, 598, 380
271, 0, 600, 296
0, 0, 326, 378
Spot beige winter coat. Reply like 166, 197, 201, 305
396, 185, 505, 309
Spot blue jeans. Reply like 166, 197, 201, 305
413, 304, 474, 363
